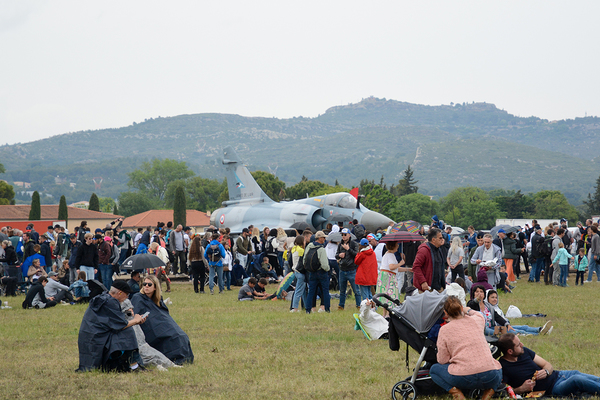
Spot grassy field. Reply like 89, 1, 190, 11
2, 275, 600, 400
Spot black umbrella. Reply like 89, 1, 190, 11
120, 253, 166, 270
87, 279, 107, 299
379, 231, 425, 243
290, 222, 314, 232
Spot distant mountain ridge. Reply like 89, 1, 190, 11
0, 97, 597, 204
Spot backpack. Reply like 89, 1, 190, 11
110, 243, 121, 265
353, 224, 366, 241
536, 236, 553, 257
207, 243, 222, 262
304, 244, 323, 273
264, 237, 275, 255
287, 248, 294, 269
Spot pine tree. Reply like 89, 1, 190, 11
58, 195, 68, 223
89, 193, 100, 211
113, 203, 119, 215
395, 165, 419, 197
29, 191, 41, 220
173, 185, 186, 227
584, 174, 600, 215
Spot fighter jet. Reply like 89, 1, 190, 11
209, 146, 394, 234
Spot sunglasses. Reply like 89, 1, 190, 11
143, 282, 154, 287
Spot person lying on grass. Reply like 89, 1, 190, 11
498, 333, 600, 396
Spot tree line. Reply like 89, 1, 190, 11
11, 159, 600, 230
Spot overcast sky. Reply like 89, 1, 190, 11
1, 1, 599, 145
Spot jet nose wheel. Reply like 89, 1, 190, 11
392, 381, 417, 400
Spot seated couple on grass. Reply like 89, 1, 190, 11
238, 277, 280, 301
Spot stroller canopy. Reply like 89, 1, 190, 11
391, 290, 447, 333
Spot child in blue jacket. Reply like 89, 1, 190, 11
574, 247, 589, 286
552, 242, 574, 287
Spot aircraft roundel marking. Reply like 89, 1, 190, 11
330, 210, 333, 215
219, 214, 225, 224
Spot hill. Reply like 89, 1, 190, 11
0, 97, 597, 205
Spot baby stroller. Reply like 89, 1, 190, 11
373, 291, 501, 400
373, 291, 447, 400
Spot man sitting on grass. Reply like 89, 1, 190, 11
498, 333, 600, 396
77, 280, 146, 372
237, 277, 269, 301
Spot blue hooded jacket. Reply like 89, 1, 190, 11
204, 240, 226, 267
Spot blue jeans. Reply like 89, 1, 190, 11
530, 258, 544, 282
98, 264, 113, 291
559, 264, 568, 286
338, 269, 360, 308
209, 265, 224, 292
484, 326, 538, 336
224, 270, 231, 290
306, 270, 330, 313
359, 285, 372, 301
587, 257, 599, 281
552, 370, 600, 396
292, 272, 307, 310
430, 363, 502, 392
80, 265, 95, 282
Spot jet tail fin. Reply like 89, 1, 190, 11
222, 146, 274, 205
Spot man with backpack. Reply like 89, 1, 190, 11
304, 231, 331, 314
114, 226, 131, 268
529, 225, 546, 283
204, 233, 226, 295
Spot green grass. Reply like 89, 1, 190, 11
1, 275, 600, 400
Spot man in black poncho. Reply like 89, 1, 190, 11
77, 280, 147, 372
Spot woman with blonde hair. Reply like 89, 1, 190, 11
447, 236, 465, 282
131, 274, 194, 364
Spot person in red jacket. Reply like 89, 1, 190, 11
413, 228, 446, 292
355, 238, 378, 301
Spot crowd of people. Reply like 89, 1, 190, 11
2, 214, 600, 383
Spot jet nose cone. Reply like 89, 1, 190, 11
360, 211, 394, 232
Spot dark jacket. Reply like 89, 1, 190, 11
530, 233, 544, 259
22, 281, 50, 308
502, 237, 521, 260
336, 240, 358, 272
40, 241, 52, 269
75, 242, 99, 269
0, 244, 18, 265
23, 239, 36, 261
97, 241, 112, 265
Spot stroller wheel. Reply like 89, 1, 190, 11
392, 381, 417, 400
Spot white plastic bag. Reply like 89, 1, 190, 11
506, 305, 522, 319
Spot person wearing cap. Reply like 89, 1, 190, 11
77, 280, 146, 372
355, 238, 378, 301
44, 271, 75, 304
305, 231, 331, 314
492, 229, 506, 259
366, 233, 385, 269
45, 225, 56, 242
528, 225, 545, 283
336, 228, 361, 311
235, 228, 253, 270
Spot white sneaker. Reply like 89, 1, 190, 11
546, 326, 554, 335
540, 321, 553, 335
317, 308, 326, 313
584, 280, 592, 283
290, 309, 298, 313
